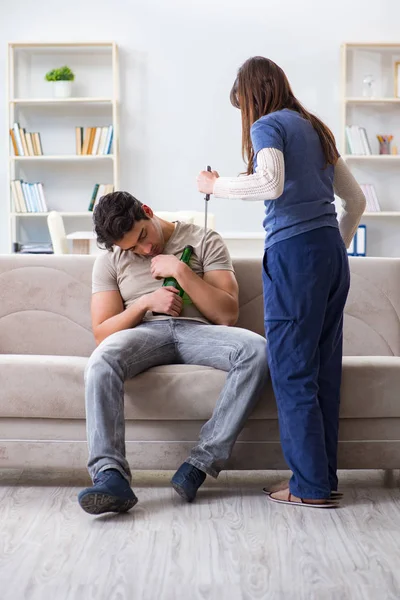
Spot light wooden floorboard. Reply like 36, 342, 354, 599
0, 470, 399, 600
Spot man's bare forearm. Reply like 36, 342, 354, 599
175, 264, 238, 326
94, 296, 149, 344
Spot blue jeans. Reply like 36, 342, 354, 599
84, 319, 268, 482
263, 227, 350, 499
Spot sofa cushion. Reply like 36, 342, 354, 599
343, 258, 400, 356
0, 255, 265, 355
1, 354, 400, 420
0, 256, 95, 357
1, 255, 400, 357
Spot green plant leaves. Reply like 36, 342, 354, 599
45, 66, 75, 81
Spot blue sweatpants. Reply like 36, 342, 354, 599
262, 226, 350, 499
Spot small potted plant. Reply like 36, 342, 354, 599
45, 66, 75, 98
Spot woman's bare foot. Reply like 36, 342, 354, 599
268, 480, 290, 493
264, 480, 343, 499
270, 488, 337, 506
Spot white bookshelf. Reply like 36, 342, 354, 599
363, 212, 400, 217
10, 98, 113, 104
7, 41, 119, 252
10, 212, 96, 218
341, 42, 400, 257
343, 155, 400, 161
345, 98, 400, 104
10, 155, 115, 161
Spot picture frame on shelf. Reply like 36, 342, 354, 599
395, 61, 400, 98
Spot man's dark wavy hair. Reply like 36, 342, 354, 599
93, 191, 149, 250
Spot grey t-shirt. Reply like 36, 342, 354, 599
92, 221, 234, 324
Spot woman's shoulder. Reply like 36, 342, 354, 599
250, 111, 289, 148
253, 109, 296, 128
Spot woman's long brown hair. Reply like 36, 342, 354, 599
230, 56, 339, 175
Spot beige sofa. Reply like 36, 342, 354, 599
0, 254, 399, 471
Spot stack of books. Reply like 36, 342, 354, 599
345, 126, 372, 155
359, 184, 381, 212
10, 180, 48, 213
76, 126, 113, 155
88, 184, 114, 211
13, 242, 53, 254
9, 122, 43, 156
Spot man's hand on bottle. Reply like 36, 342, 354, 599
151, 255, 181, 280
147, 287, 183, 317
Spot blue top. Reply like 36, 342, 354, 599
251, 108, 338, 249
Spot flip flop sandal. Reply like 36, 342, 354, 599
262, 487, 343, 499
266, 490, 339, 509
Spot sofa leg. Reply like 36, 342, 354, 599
383, 469, 400, 488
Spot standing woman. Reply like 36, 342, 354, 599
197, 57, 366, 508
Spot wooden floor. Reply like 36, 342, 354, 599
0, 469, 399, 600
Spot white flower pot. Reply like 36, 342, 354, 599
52, 81, 72, 98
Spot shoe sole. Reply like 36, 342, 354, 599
171, 481, 194, 503
267, 493, 339, 509
262, 488, 343, 499
79, 492, 138, 515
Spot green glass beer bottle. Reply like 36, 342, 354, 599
162, 245, 194, 297
153, 245, 194, 316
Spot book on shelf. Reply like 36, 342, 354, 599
347, 225, 367, 257
81, 128, 91, 155
88, 183, 114, 211
92, 127, 102, 155
104, 126, 113, 155
76, 126, 114, 155
87, 128, 97, 154
9, 122, 43, 156
19, 126, 29, 156
25, 133, 35, 156
33, 132, 43, 155
345, 125, 372, 155
11, 123, 24, 155
31, 133, 39, 155
359, 184, 381, 212
10, 180, 48, 213
88, 184, 100, 211
98, 127, 108, 155
75, 127, 84, 155
9, 129, 19, 155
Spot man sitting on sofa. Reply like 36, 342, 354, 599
78, 191, 268, 515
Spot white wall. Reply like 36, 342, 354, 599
1, 0, 400, 253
